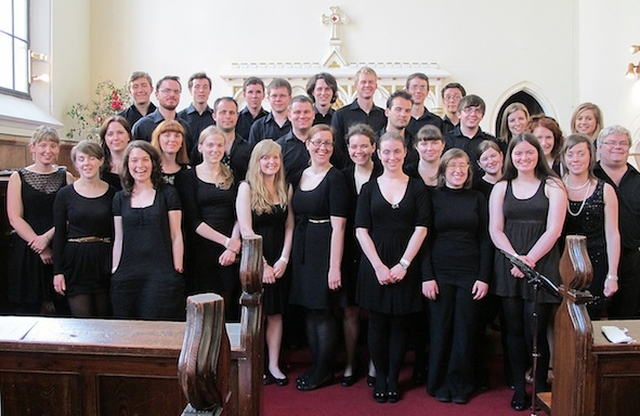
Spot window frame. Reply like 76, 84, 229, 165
0, 0, 31, 99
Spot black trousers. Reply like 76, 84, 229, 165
368, 310, 410, 392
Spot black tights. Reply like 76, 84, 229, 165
67, 293, 111, 317
368, 311, 410, 392
303, 308, 337, 383
501, 297, 553, 396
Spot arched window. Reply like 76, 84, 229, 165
494, 91, 544, 135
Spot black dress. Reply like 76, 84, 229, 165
53, 184, 116, 296
563, 180, 609, 302
355, 177, 431, 315
289, 167, 349, 310
101, 170, 122, 191
253, 203, 289, 316
8, 167, 67, 306
111, 185, 184, 320
176, 169, 240, 320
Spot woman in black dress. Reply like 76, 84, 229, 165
99, 115, 131, 190
151, 120, 190, 185
236, 139, 294, 385
356, 132, 430, 403
340, 123, 381, 386
562, 134, 620, 318
111, 141, 184, 320
176, 126, 241, 321
290, 124, 348, 391
489, 133, 566, 410
53, 141, 115, 317
423, 149, 491, 404
7, 126, 75, 315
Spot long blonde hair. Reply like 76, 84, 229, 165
198, 125, 234, 190
245, 140, 288, 215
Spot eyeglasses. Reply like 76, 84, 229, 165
159, 88, 181, 95
409, 85, 428, 91
461, 107, 483, 115
443, 95, 462, 102
601, 140, 630, 148
446, 163, 470, 170
309, 140, 334, 148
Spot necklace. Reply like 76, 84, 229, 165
565, 177, 590, 191
567, 180, 591, 217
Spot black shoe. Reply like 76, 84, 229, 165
366, 375, 375, 387
340, 373, 357, 387
264, 370, 288, 386
373, 390, 387, 403
452, 395, 469, 405
436, 392, 451, 403
296, 373, 334, 391
387, 390, 400, 403
510, 391, 527, 411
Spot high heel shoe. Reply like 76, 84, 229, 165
264, 369, 289, 386
372, 390, 387, 403
387, 390, 400, 403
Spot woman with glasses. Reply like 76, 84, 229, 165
562, 134, 619, 318
356, 132, 430, 403
423, 149, 491, 404
290, 124, 348, 391
489, 133, 566, 410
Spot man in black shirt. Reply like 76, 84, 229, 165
405, 73, 443, 137
178, 72, 214, 142
211, 97, 252, 182
276, 95, 315, 186
331, 67, 387, 168
118, 71, 156, 128
132, 75, 194, 156
441, 83, 466, 135
248, 78, 292, 146
594, 125, 640, 318
236, 77, 268, 140
376, 90, 418, 168
444, 94, 500, 178
307, 72, 338, 126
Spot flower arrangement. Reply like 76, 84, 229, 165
66, 80, 130, 140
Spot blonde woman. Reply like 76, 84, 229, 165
236, 140, 294, 386
570, 102, 603, 143
499, 102, 530, 145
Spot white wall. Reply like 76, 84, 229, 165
48, 0, 640, 142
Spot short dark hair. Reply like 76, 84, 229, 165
187, 72, 212, 89
128, 71, 153, 90
441, 82, 466, 99
346, 123, 376, 146
457, 94, 485, 114
242, 77, 265, 92
213, 96, 238, 112
405, 72, 429, 90
288, 95, 314, 110
156, 75, 181, 92
267, 78, 292, 95
306, 72, 339, 104
386, 90, 413, 109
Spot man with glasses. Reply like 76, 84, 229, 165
444, 94, 500, 177
595, 125, 640, 318
405, 73, 443, 137
276, 95, 316, 185
178, 72, 214, 142
248, 78, 292, 146
119, 71, 156, 128
132, 75, 194, 155
441, 83, 467, 135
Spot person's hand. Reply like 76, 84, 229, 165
603, 279, 618, 298
422, 280, 439, 300
29, 234, 50, 254
263, 264, 276, 284
374, 264, 392, 285
272, 259, 287, 279
389, 264, 407, 283
328, 266, 341, 291
225, 237, 241, 254
472, 280, 489, 300
53, 274, 66, 295
39, 247, 53, 265
219, 249, 236, 266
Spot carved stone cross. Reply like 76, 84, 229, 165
322, 6, 349, 41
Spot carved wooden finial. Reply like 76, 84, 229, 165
559, 235, 593, 292
239, 234, 263, 295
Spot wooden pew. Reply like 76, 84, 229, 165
539, 236, 640, 416
0, 235, 265, 416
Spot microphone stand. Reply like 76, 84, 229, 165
501, 251, 561, 416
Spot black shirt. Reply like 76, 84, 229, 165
131, 109, 195, 157
442, 115, 457, 135
406, 108, 443, 137
236, 106, 268, 141
118, 102, 157, 129
276, 131, 309, 187
177, 103, 214, 142
247, 112, 291, 146
594, 162, 640, 251
331, 100, 387, 169
223, 135, 252, 183
313, 107, 335, 126
444, 125, 503, 178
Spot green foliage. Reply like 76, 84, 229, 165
66, 80, 130, 141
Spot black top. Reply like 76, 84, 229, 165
472, 177, 496, 200
236, 106, 268, 142
177, 103, 214, 142
442, 115, 457, 135
118, 102, 157, 130
222, 135, 252, 183
276, 131, 310, 187
331, 100, 387, 169
406, 109, 443, 137
101, 170, 122, 191
247, 112, 291, 146
423, 186, 491, 283
131, 109, 195, 156
52, 184, 116, 275
444, 126, 504, 178
313, 107, 335, 126
594, 162, 640, 251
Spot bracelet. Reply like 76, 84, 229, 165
606, 274, 619, 282
279, 256, 289, 264
399, 258, 410, 270
224, 237, 230, 248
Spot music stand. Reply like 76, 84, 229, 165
501, 250, 561, 415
